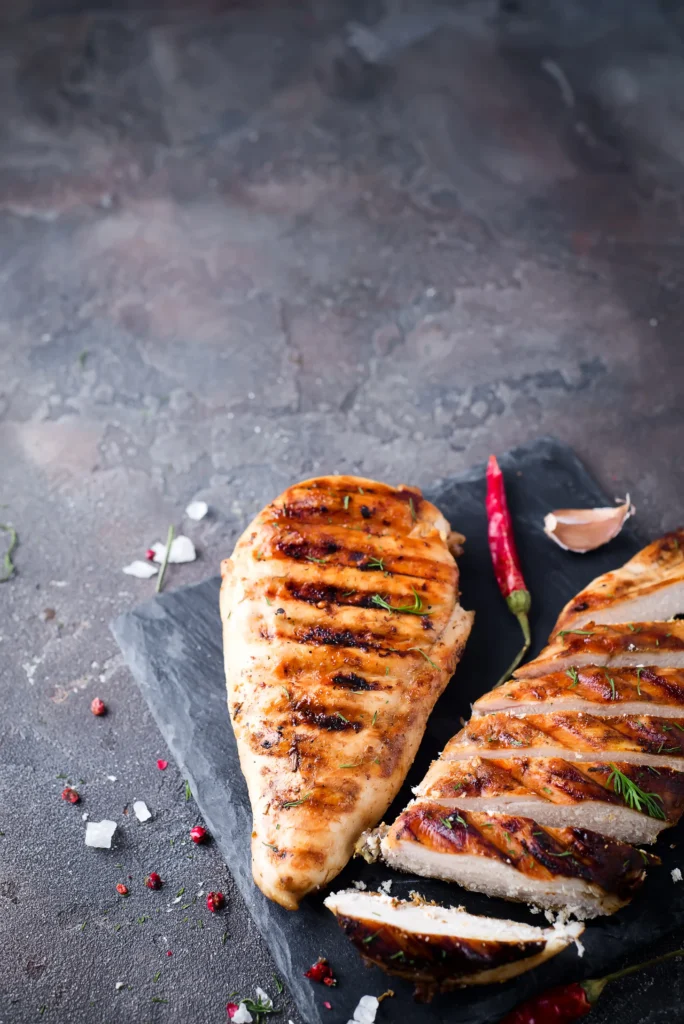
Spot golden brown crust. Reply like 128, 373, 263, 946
554, 529, 684, 632
388, 803, 655, 898
447, 711, 684, 761
221, 474, 473, 908
475, 667, 684, 713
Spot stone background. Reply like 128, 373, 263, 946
1, 1, 683, 1021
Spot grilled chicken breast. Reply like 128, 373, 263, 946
411, 755, 684, 843
514, 621, 684, 679
554, 529, 684, 632
380, 805, 656, 918
373, 533, 681, 921
220, 475, 473, 909
446, 711, 684, 769
324, 890, 584, 999
473, 667, 684, 718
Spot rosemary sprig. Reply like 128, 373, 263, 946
605, 672, 617, 700
156, 524, 174, 593
407, 647, 438, 669
305, 555, 326, 564
343, 495, 350, 510
184, 779, 192, 802
282, 793, 311, 808
557, 629, 595, 639
366, 556, 385, 571
371, 587, 429, 616
335, 712, 349, 723
607, 763, 666, 820
0, 524, 18, 583
565, 666, 580, 688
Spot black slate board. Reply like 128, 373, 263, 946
112, 437, 684, 1024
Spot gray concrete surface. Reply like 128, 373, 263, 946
1, 2, 683, 1022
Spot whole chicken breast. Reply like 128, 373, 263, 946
220, 475, 473, 909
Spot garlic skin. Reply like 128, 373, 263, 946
544, 497, 635, 553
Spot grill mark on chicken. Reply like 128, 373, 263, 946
292, 702, 362, 732
331, 672, 378, 691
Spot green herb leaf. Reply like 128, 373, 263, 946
366, 556, 385, 571
339, 761, 363, 769
608, 763, 666, 820
305, 555, 326, 564
565, 666, 580, 688
262, 842, 278, 851
557, 629, 594, 638
273, 975, 284, 994
371, 586, 429, 616
156, 524, 175, 594
282, 793, 311, 808
606, 673, 617, 700
0, 524, 18, 583
362, 930, 381, 944
440, 817, 453, 829
407, 647, 438, 669
184, 780, 192, 802
371, 711, 378, 726
343, 495, 350, 510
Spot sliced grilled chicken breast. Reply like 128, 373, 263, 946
513, 622, 684, 679
554, 529, 684, 632
380, 804, 656, 919
445, 711, 684, 769
473, 667, 684, 719
221, 474, 473, 909
413, 755, 683, 843
324, 889, 584, 998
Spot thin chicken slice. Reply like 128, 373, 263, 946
413, 755, 682, 843
380, 803, 657, 919
444, 711, 684, 769
513, 622, 684, 679
324, 889, 584, 1000
554, 529, 684, 632
473, 666, 684, 719
221, 474, 473, 909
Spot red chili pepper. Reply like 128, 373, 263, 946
485, 455, 531, 684
500, 948, 684, 1024
61, 787, 80, 804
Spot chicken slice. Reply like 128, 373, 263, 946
324, 889, 584, 1000
221, 474, 473, 909
380, 803, 657, 919
554, 529, 684, 632
513, 621, 684, 679
412, 755, 683, 843
444, 711, 684, 769
473, 666, 684, 719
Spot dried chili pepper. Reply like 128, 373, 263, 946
304, 957, 337, 986
485, 455, 531, 685
500, 947, 684, 1024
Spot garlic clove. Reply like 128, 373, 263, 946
544, 497, 635, 553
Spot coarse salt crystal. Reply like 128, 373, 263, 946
133, 800, 152, 823
85, 819, 117, 848
108, 776, 117, 782
352, 880, 367, 890
185, 501, 208, 521
123, 560, 158, 579
378, 880, 392, 894
116, 982, 125, 991
232, 1004, 253, 1024
672, 868, 682, 883
152, 535, 197, 564
349, 995, 379, 1024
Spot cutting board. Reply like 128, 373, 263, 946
112, 437, 684, 1024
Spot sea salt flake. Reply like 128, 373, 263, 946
350, 995, 379, 1024
123, 560, 158, 579
352, 880, 367, 890
255, 988, 272, 1010
672, 868, 682, 883
152, 535, 196, 564
185, 500, 208, 521
108, 775, 117, 782
85, 819, 117, 848
232, 1004, 253, 1024
116, 981, 125, 990
379, 880, 392, 894
574, 936, 585, 957
133, 800, 152, 823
